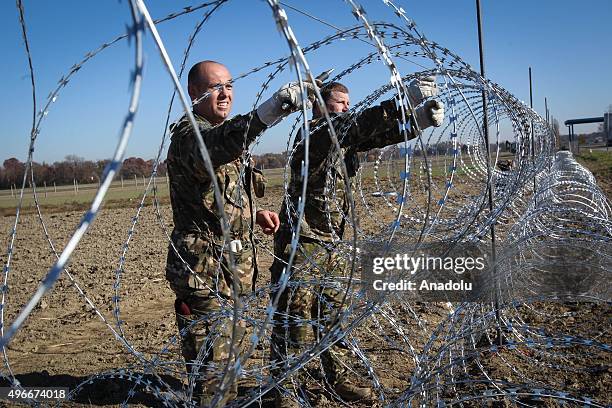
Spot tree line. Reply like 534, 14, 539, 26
0, 153, 290, 190
2, 145, 481, 190
0, 156, 168, 189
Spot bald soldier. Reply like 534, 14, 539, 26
166, 61, 318, 406
270, 78, 444, 407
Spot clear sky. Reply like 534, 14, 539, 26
2, 0, 611, 163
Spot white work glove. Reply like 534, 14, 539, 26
407, 75, 438, 107
256, 81, 318, 126
415, 100, 445, 129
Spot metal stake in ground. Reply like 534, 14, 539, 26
476, 0, 502, 345
529, 67, 537, 201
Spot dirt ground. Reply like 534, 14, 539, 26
0, 172, 609, 407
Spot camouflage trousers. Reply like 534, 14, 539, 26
166, 234, 254, 406
270, 235, 349, 387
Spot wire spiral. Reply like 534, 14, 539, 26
2, 1, 609, 407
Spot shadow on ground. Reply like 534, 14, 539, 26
0, 371, 277, 407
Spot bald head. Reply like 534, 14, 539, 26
188, 60, 233, 125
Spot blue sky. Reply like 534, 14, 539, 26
2, 0, 611, 163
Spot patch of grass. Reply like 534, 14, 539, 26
0, 184, 170, 217
576, 150, 612, 165
261, 167, 286, 188
576, 151, 612, 177
576, 150, 612, 199
261, 156, 482, 186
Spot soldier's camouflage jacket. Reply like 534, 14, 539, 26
165, 112, 267, 297
279, 99, 416, 242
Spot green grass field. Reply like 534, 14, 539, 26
261, 154, 496, 186
3, 150, 606, 216
576, 150, 612, 198
0, 177, 171, 215
576, 149, 612, 168
0, 155, 496, 214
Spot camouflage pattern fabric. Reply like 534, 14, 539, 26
165, 111, 266, 403
251, 166, 266, 198
270, 234, 350, 385
278, 99, 416, 242
272, 99, 418, 386
173, 293, 247, 406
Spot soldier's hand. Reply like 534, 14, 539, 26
407, 75, 438, 107
256, 210, 280, 235
256, 80, 319, 126
414, 100, 445, 129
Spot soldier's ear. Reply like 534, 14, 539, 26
313, 100, 324, 117
188, 84, 198, 102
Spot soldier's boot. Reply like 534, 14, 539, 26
270, 345, 305, 408
321, 346, 373, 402
175, 298, 242, 407
274, 390, 301, 408
198, 381, 238, 407
269, 352, 303, 408
332, 380, 373, 402
270, 317, 309, 408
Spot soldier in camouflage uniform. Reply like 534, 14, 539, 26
270, 79, 444, 407
166, 60, 318, 406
